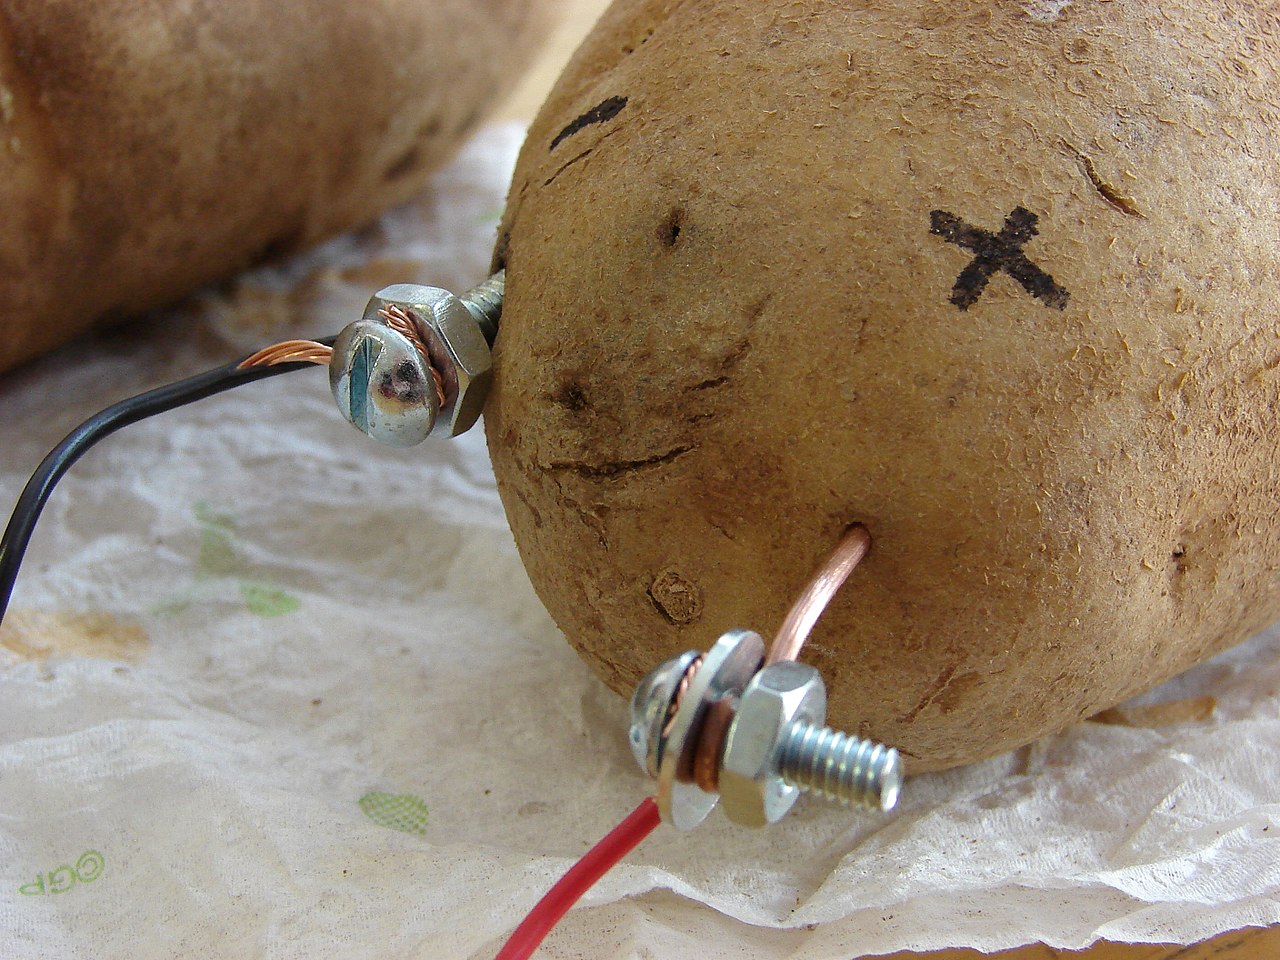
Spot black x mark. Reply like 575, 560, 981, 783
929, 207, 1070, 311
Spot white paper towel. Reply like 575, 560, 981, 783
1, 123, 1278, 959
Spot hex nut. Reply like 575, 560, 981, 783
363, 283, 493, 438
720, 661, 827, 827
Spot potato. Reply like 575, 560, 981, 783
486, 0, 1280, 771
0, 0, 554, 374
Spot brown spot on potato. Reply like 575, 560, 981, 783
417, 116, 442, 140
552, 379, 589, 411
252, 222, 305, 266
1, 610, 148, 663
647, 570, 704, 624
543, 147, 595, 187
1061, 140, 1146, 218
658, 207, 684, 248
548, 444, 695, 481
383, 144, 421, 181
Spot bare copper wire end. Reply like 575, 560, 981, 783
669, 525, 873, 795
236, 305, 447, 412
377, 305, 448, 410
237, 340, 333, 369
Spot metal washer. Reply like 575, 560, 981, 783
656, 628, 764, 831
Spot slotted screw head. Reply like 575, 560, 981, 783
330, 320, 439, 447
629, 650, 700, 779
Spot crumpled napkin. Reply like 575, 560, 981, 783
1, 124, 1277, 959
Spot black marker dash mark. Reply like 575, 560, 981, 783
549, 95, 628, 151
929, 207, 1070, 311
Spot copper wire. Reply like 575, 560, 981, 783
237, 340, 333, 369
378, 305, 448, 410
661, 655, 702, 742
766, 524, 871, 665
377, 305, 423, 348
670, 525, 873, 794
235, 305, 447, 410
692, 698, 735, 792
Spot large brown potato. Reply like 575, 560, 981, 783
486, 0, 1280, 771
0, 0, 553, 373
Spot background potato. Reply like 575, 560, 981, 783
487, 0, 1280, 772
0, 0, 553, 373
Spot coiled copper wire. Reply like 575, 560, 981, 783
675, 525, 872, 793
236, 304, 448, 410
378, 305, 447, 409
661, 654, 702, 742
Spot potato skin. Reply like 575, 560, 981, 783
0, 0, 552, 372
487, 0, 1280, 771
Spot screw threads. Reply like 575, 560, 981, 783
778, 722, 902, 811
461, 270, 505, 346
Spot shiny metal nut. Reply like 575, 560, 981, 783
329, 321, 440, 447
720, 660, 826, 827
363, 284, 493, 438
629, 650, 700, 779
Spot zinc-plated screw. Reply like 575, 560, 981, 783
460, 271, 505, 347
718, 659, 900, 826
777, 720, 901, 811
330, 271, 504, 445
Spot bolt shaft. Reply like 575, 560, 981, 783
777, 721, 902, 811
461, 270, 505, 346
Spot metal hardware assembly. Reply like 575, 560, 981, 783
650, 629, 766, 830
330, 271, 505, 444
628, 526, 902, 829
630, 641, 900, 829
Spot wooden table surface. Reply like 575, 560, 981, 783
490, 3, 1274, 957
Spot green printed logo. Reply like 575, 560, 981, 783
19, 851, 104, 896
153, 502, 300, 618
359, 792, 430, 835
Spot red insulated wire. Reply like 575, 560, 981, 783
494, 797, 662, 960
493, 527, 872, 957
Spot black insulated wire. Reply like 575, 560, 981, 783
0, 337, 336, 628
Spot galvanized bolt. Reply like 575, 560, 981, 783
778, 717, 901, 811
330, 271, 504, 445
718, 660, 900, 826
630, 638, 902, 829
329, 321, 440, 447
459, 271, 505, 347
